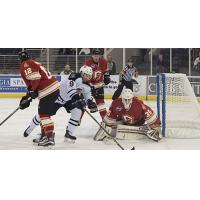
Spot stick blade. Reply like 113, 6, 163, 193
131, 146, 135, 150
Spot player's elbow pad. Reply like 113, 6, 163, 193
27, 87, 38, 99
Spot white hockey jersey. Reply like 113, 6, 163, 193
55, 77, 92, 105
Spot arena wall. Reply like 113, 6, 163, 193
1, 75, 200, 101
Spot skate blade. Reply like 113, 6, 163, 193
36, 145, 55, 150
64, 138, 76, 144
33, 141, 39, 145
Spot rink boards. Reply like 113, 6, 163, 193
1, 74, 200, 101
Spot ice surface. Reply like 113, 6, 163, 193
1, 98, 200, 150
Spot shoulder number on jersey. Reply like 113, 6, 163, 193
24, 68, 32, 76
69, 80, 74, 87
144, 109, 154, 119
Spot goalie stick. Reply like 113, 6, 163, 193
84, 109, 135, 150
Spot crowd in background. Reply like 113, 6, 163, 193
0, 48, 200, 76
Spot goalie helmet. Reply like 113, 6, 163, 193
18, 51, 30, 62
121, 89, 134, 110
80, 65, 93, 81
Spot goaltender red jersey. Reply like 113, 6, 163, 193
20, 59, 60, 99
84, 57, 108, 85
104, 97, 161, 127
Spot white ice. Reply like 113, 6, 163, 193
1, 98, 200, 150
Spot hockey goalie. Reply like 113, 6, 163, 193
94, 89, 162, 142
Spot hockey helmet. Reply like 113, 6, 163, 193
18, 51, 30, 62
121, 89, 134, 110
80, 65, 93, 80
92, 48, 102, 55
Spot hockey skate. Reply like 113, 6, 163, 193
33, 133, 45, 144
23, 126, 31, 137
64, 129, 76, 143
38, 134, 55, 147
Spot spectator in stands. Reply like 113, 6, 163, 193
193, 51, 200, 71
58, 48, 76, 55
107, 55, 116, 75
79, 48, 91, 55
14, 48, 22, 54
154, 51, 169, 74
58, 48, 65, 55
0, 48, 17, 55
60, 64, 73, 75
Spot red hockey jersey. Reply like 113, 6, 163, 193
84, 57, 108, 86
20, 59, 60, 99
104, 97, 161, 127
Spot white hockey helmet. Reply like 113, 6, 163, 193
121, 89, 134, 110
80, 65, 93, 80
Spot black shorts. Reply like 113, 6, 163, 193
38, 90, 60, 116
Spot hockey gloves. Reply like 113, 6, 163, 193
19, 96, 32, 110
74, 99, 86, 110
104, 73, 111, 85
71, 94, 86, 111
87, 99, 98, 113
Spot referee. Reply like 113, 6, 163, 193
112, 58, 138, 100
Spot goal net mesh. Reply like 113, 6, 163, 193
157, 73, 200, 138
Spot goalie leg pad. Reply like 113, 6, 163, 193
146, 127, 162, 142
116, 124, 162, 141
116, 124, 147, 140
93, 122, 113, 141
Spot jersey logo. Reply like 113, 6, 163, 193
93, 70, 102, 81
116, 106, 123, 111
122, 115, 134, 124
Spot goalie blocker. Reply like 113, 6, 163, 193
94, 89, 162, 142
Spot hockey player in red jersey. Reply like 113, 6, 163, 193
23, 65, 97, 143
94, 89, 162, 142
18, 51, 60, 147
84, 48, 111, 120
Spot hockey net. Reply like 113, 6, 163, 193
157, 73, 200, 138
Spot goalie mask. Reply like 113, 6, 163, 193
80, 65, 93, 81
121, 89, 134, 110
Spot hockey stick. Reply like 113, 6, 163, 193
0, 106, 20, 126
0, 97, 32, 126
84, 109, 135, 150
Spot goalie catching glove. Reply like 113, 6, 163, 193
87, 99, 98, 113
